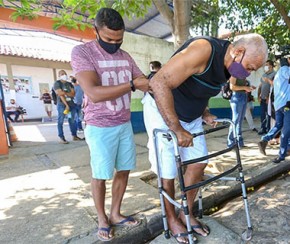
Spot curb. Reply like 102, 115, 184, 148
97, 160, 290, 243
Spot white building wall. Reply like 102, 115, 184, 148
1, 65, 72, 119
0, 32, 174, 119
123, 32, 174, 99
0, 63, 7, 75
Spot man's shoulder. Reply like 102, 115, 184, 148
64, 81, 74, 88
75, 85, 83, 91
53, 80, 61, 87
119, 48, 130, 56
72, 41, 95, 61
53, 79, 61, 84
54, 80, 65, 90
269, 70, 276, 75
74, 40, 94, 48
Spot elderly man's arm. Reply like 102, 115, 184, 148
150, 39, 212, 147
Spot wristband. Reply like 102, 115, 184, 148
130, 80, 136, 92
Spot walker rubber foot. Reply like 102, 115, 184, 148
242, 228, 253, 241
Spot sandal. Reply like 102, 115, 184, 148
111, 216, 140, 227
171, 232, 196, 244
191, 221, 210, 237
97, 226, 114, 242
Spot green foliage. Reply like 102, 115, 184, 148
2, 0, 289, 54
5, 0, 40, 21
219, 0, 290, 55
3, 0, 152, 31
191, 0, 220, 37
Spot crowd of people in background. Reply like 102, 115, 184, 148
221, 57, 290, 164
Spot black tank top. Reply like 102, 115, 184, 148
172, 36, 231, 122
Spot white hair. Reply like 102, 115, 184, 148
233, 33, 268, 62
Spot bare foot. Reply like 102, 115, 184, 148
97, 217, 114, 241
168, 218, 194, 243
179, 213, 209, 237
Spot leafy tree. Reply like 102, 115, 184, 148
220, 0, 290, 53
1, 0, 289, 52
190, 0, 220, 38
1, 0, 152, 31
153, 0, 191, 49
153, 0, 221, 48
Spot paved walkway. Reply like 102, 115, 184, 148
0, 119, 289, 243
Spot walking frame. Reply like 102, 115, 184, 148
153, 118, 253, 244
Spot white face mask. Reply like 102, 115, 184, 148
59, 74, 68, 81
264, 66, 269, 73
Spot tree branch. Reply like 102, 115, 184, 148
270, 0, 290, 29
152, 0, 174, 30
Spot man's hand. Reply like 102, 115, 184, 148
134, 76, 149, 92
244, 85, 256, 93
175, 128, 194, 147
202, 109, 217, 127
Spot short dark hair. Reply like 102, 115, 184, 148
266, 60, 274, 67
150, 61, 162, 70
95, 8, 125, 30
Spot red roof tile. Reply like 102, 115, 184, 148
0, 44, 71, 62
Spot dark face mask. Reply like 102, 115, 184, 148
95, 28, 122, 54
228, 51, 250, 79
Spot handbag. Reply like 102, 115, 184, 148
221, 81, 232, 100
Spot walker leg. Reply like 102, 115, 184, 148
159, 188, 170, 239
198, 188, 203, 219
182, 197, 196, 244
239, 172, 253, 241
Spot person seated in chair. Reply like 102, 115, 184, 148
6, 99, 21, 122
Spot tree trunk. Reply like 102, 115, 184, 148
152, 0, 174, 29
270, 0, 290, 29
152, 0, 191, 49
172, 0, 191, 49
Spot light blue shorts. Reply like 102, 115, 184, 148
85, 122, 136, 180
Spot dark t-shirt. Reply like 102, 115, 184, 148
53, 80, 75, 106
172, 36, 231, 122
41, 93, 52, 104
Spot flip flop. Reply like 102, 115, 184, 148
111, 216, 141, 227
171, 232, 196, 244
191, 222, 210, 236
97, 226, 114, 242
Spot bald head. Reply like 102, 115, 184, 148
225, 33, 269, 76
233, 33, 268, 66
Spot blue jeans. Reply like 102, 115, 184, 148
260, 99, 270, 132
57, 103, 77, 139
279, 107, 290, 159
6, 111, 20, 122
261, 108, 284, 142
228, 92, 247, 147
74, 104, 83, 130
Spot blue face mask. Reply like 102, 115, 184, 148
228, 51, 250, 79
95, 28, 122, 54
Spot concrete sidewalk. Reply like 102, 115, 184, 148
0, 120, 289, 244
